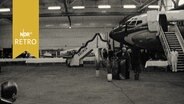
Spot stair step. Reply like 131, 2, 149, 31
178, 60, 184, 62
169, 45, 181, 47
166, 36, 177, 37
179, 54, 184, 56
178, 61, 184, 62
177, 69, 184, 71
177, 62, 184, 64
167, 40, 179, 44
169, 46, 181, 47
167, 39, 178, 40
166, 39, 177, 40
177, 48, 183, 50
167, 39, 179, 44
165, 36, 176, 37
170, 48, 182, 49
169, 45, 181, 49
178, 57, 184, 58
177, 66, 184, 68
168, 44, 180, 45
177, 64, 184, 66
166, 36, 176, 37
178, 55, 184, 57
165, 32, 175, 34
167, 40, 180, 44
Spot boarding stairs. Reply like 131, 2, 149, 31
67, 33, 109, 66
159, 24, 184, 71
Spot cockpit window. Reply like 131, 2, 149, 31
136, 20, 142, 25
126, 21, 131, 25
129, 21, 136, 25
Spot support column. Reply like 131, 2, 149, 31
94, 48, 100, 77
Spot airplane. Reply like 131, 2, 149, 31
109, 10, 184, 51
60, 47, 80, 58
60, 47, 95, 58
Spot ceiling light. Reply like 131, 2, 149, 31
0, 8, 10, 12
148, 5, 159, 9
48, 6, 61, 10
72, 6, 85, 9
98, 5, 111, 9
123, 5, 136, 9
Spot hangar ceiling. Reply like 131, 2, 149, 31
0, 0, 182, 28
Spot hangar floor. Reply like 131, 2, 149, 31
0, 64, 184, 104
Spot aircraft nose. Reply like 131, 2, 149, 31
109, 30, 125, 42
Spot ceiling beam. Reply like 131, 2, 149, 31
40, 12, 139, 17
130, 0, 141, 5
0, 11, 140, 18
138, 0, 158, 12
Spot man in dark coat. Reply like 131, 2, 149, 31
131, 47, 141, 80
120, 47, 131, 79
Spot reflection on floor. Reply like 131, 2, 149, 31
0, 64, 184, 104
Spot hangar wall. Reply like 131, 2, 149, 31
0, 25, 111, 50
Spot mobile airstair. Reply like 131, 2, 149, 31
66, 33, 109, 67
159, 24, 184, 71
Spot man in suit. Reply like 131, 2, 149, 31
0, 81, 18, 104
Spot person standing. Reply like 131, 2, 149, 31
131, 47, 141, 80
170, 49, 178, 72
121, 47, 131, 79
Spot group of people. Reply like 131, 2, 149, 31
101, 45, 142, 80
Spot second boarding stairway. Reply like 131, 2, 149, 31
159, 24, 184, 71
67, 33, 109, 66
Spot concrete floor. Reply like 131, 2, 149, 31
0, 64, 184, 104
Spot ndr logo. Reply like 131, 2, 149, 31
20, 29, 32, 38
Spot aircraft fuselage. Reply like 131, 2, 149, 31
109, 24, 162, 51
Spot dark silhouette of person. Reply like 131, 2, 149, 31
0, 81, 18, 104
131, 47, 141, 80
119, 47, 131, 79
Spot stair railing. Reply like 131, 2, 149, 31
158, 25, 171, 64
175, 24, 184, 53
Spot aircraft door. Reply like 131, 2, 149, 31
159, 14, 168, 32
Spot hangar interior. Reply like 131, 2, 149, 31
0, 0, 184, 104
